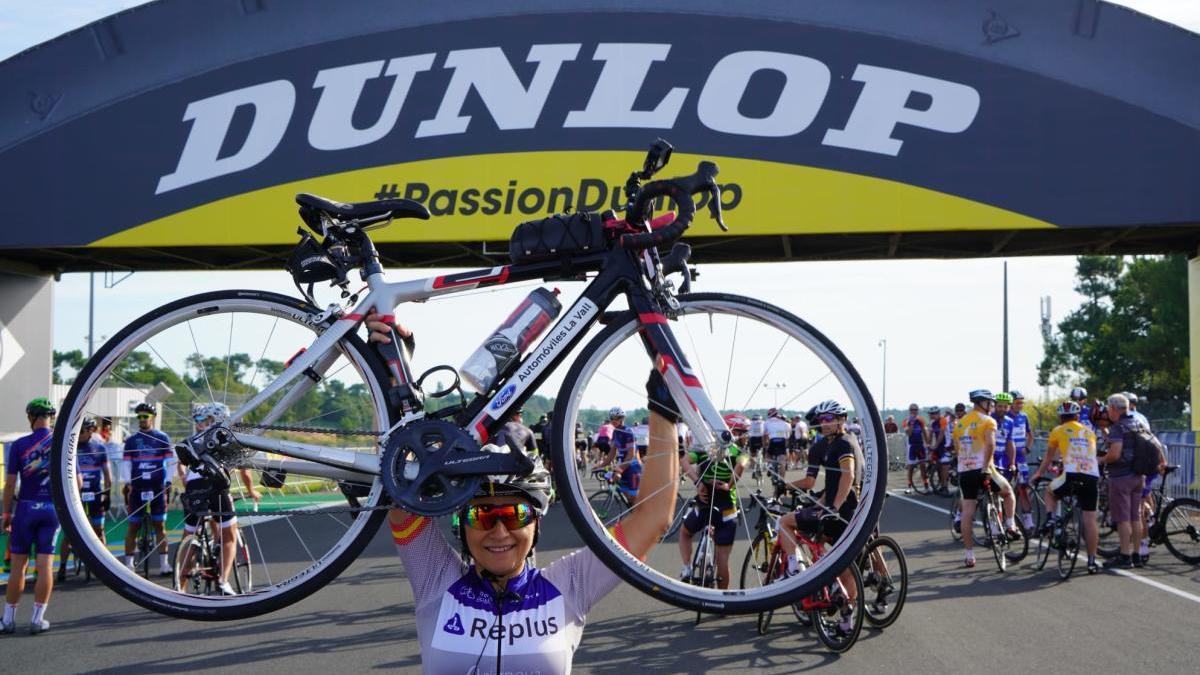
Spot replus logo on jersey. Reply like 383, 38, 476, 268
469, 615, 561, 646
443, 613, 465, 635
156, 43, 980, 194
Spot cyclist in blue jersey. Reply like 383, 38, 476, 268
903, 404, 927, 494
1006, 390, 1035, 530
3, 398, 60, 635
57, 417, 112, 582
992, 393, 1015, 478
1070, 387, 1092, 429
122, 402, 175, 576
385, 369, 680, 674
598, 408, 642, 505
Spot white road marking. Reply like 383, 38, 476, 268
887, 489, 1200, 606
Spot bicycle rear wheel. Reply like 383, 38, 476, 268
983, 499, 1008, 572
1057, 507, 1081, 579
233, 532, 253, 593
51, 290, 393, 620
812, 562, 864, 653
755, 547, 786, 635
859, 535, 908, 628
1161, 497, 1200, 564
550, 293, 886, 614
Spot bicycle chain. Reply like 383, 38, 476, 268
230, 422, 383, 437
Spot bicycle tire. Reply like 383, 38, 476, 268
950, 493, 963, 542
859, 535, 907, 628
233, 532, 253, 593
1057, 506, 1081, 580
172, 534, 199, 592
589, 489, 619, 525
1161, 497, 1200, 564
755, 546, 786, 635
738, 532, 771, 590
1006, 520, 1030, 564
51, 290, 393, 620
660, 495, 689, 542
1033, 513, 1053, 571
811, 561, 864, 653
550, 293, 887, 614
139, 525, 152, 579
984, 498, 1008, 572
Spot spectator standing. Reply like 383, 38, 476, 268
883, 415, 899, 434
1100, 393, 1148, 569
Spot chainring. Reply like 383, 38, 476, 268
380, 419, 483, 516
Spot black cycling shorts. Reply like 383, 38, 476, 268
683, 503, 737, 546
1051, 473, 1099, 512
957, 469, 1003, 500
182, 478, 236, 531
767, 438, 788, 457
748, 437, 763, 452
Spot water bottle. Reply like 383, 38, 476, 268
460, 288, 562, 392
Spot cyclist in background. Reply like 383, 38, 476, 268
122, 402, 174, 576
1007, 390, 1035, 530
632, 417, 651, 457
777, 400, 862, 633
597, 407, 641, 505
1031, 401, 1101, 574
58, 417, 112, 581
594, 416, 613, 465
791, 414, 810, 467
176, 403, 261, 595
954, 389, 1019, 568
495, 408, 538, 460
748, 414, 765, 469
992, 393, 1015, 484
678, 424, 745, 588
903, 404, 927, 495
764, 408, 791, 476
3, 398, 59, 635
1070, 387, 1091, 429
927, 407, 951, 495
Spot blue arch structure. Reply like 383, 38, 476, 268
0, 0, 1196, 272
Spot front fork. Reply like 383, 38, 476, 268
625, 284, 731, 451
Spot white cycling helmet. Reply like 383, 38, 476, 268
608, 406, 626, 420
811, 399, 848, 417
194, 402, 230, 424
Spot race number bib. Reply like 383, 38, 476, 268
141, 471, 153, 480
81, 492, 95, 502
140, 491, 155, 502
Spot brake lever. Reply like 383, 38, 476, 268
707, 185, 728, 231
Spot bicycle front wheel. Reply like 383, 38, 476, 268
812, 562, 864, 653
52, 290, 393, 620
550, 293, 886, 614
1161, 497, 1200, 564
859, 535, 908, 628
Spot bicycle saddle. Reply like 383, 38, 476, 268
295, 193, 430, 222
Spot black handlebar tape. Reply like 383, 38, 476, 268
620, 161, 719, 250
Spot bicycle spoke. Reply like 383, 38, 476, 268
738, 333, 790, 411
186, 319, 218, 405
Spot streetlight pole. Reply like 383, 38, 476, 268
878, 339, 887, 415
762, 382, 787, 409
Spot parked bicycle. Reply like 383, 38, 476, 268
1098, 465, 1200, 564
51, 140, 886, 619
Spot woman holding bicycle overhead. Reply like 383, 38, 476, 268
372, 318, 680, 675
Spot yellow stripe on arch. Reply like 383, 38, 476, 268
91, 151, 1054, 248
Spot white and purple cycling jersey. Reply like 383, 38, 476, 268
390, 512, 621, 674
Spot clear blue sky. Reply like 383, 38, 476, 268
6, 1, 1195, 411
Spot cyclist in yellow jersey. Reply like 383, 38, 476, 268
1032, 401, 1101, 573
953, 389, 1018, 568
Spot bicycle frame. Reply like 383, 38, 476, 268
226, 239, 732, 484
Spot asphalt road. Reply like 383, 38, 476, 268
4, 474, 1199, 674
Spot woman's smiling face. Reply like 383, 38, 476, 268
463, 495, 537, 578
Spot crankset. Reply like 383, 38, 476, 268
380, 419, 535, 516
